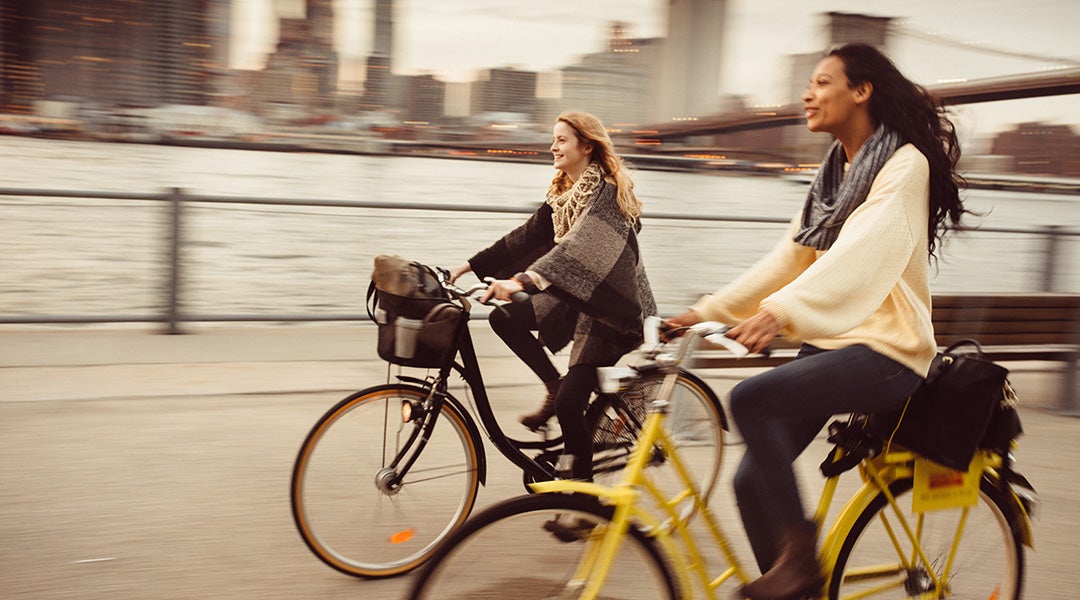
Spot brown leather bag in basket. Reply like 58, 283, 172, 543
367, 255, 462, 368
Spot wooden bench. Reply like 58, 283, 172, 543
688, 293, 1080, 413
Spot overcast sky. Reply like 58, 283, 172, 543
232, 0, 1079, 137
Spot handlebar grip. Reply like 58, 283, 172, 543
510, 291, 531, 303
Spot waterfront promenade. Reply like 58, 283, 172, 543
2, 324, 1078, 599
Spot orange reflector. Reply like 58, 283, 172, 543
389, 528, 416, 545
989, 586, 1000, 600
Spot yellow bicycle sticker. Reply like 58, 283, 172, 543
912, 454, 983, 512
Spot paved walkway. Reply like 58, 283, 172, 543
1, 324, 1077, 598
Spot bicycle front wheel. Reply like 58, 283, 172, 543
589, 369, 724, 512
829, 476, 1024, 599
291, 384, 481, 578
408, 493, 680, 600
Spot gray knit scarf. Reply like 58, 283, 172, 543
793, 125, 902, 250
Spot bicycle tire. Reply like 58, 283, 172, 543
588, 369, 725, 515
829, 476, 1024, 599
290, 384, 481, 578
408, 493, 682, 600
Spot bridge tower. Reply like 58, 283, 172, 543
659, 0, 727, 122
786, 12, 894, 163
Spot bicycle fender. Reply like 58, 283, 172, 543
529, 480, 637, 503
676, 367, 729, 431
443, 392, 489, 487
394, 379, 489, 487
988, 471, 1036, 548
818, 479, 883, 578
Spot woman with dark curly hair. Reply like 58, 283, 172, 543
666, 43, 969, 599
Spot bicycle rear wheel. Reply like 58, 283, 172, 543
829, 476, 1024, 599
588, 369, 724, 514
290, 384, 481, 578
408, 493, 681, 600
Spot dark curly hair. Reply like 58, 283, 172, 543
827, 43, 969, 259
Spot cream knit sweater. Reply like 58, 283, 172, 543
691, 144, 936, 376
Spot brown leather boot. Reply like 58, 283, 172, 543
519, 379, 561, 431
739, 520, 824, 600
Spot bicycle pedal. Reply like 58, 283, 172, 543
542, 516, 596, 543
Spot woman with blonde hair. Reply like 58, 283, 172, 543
448, 111, 655, 481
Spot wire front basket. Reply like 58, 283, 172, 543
591, 374, 660, 450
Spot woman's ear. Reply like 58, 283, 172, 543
854, 81, 873, 104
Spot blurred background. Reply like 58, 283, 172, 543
1, 0, 1078, 321
2, 4, 1079, 600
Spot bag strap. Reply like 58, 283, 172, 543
926, 338, 986, 383
943, 338, 985, 357
411, 261, 446, 298
365, 280, 378, 321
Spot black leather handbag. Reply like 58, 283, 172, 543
874, 339, 1017, 471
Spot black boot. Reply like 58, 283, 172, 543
543, 454, 597, 542
519, 379, 561, 431
554, 453, 593, 482
739, 520, 824, 600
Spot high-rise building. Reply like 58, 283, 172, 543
0, 0, 44, 114
992, 122, 1080, 177
555, 22, 661, 126
363, 0, 394, 111
659, 0, 727, 121
403, 74, 445, 123
254, 0, 339, 117
0, 0, 222, 110
470, 67, 537, 117
306, 0, 338, 107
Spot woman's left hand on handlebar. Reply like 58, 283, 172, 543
481, 278, 525, 303
661, 311, 702, 341
447, 262, 472, 283
725, 309, 780, 355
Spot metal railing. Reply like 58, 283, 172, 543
1, 186, 1076, 333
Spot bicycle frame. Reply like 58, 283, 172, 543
385, 300, 563, 491
528, 369, 1035, 600
531, 395, 752, 599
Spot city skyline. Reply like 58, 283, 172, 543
232, 0, 1078, 136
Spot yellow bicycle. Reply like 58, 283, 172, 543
407, 322, 1037, 599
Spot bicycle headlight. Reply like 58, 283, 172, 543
401, 400, 425, 423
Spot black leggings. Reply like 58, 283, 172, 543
488, 302, 602, 470
488, 301, 560, 383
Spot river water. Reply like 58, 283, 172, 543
1, 136, 1077, 321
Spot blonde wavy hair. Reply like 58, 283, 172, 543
549, 111, 641, 222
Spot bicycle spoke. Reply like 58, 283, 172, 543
830, 478, 1023, 599
291, 385, 481, 578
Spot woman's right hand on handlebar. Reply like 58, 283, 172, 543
724, 309, 780, 355
481, 278, 526, 303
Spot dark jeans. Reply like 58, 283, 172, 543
488, 302, 602, 475
730, 343, 923, 572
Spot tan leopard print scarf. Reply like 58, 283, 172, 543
546, 161, 603, 243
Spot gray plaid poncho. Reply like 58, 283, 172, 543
469, 179, 656, 367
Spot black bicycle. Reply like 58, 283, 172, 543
289, 264, 728, 578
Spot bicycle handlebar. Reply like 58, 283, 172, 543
432, 266, 530, 307
431, 263, 752, 359
639, 316, 753, 363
